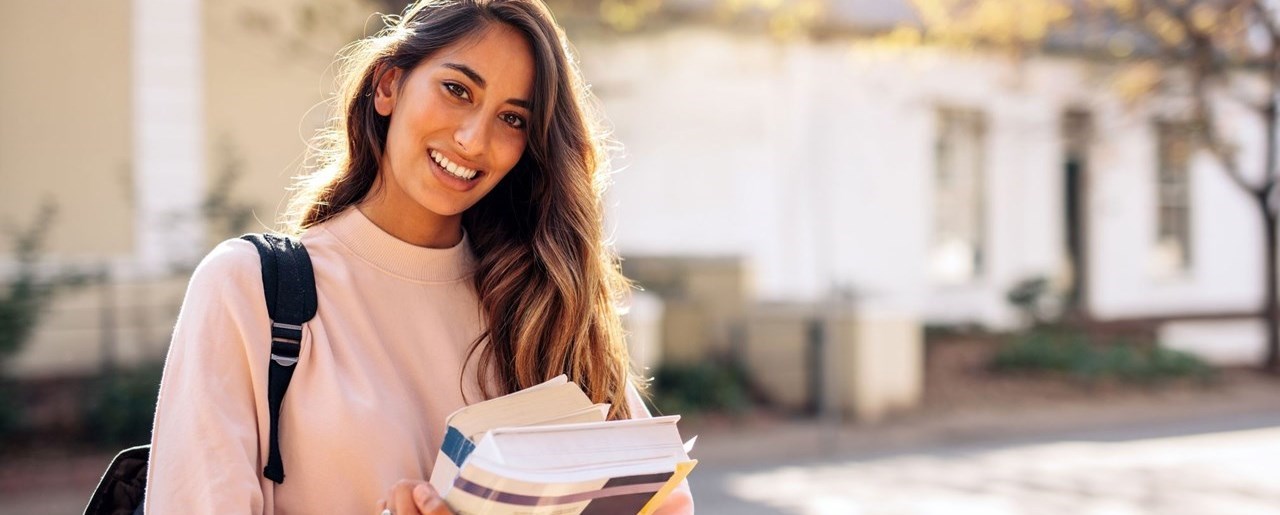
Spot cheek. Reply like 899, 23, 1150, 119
385, 117, 418, 160
493, 135, 528, 174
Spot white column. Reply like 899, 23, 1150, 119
132, 0, 205, 274
776, 43, 823, 300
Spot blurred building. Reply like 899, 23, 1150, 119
0, 0, 1267, 385
1, 0, 367, 270
582, 2, 1267, 366
0, 0, 365, 377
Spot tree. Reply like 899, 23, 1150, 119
898, 0, 1280, 373
0, 201, 92, 436
0, 201, 89, 370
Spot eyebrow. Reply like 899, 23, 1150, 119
444, 62, 531, 110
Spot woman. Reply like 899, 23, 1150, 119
144, 0, 694, 513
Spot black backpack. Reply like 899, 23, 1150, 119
83, 234, 318, 515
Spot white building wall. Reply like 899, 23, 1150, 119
580, 28, 1269, 328
1087, 92, 1265, 319
587, 31, 810, 298
804, 47, 936, 315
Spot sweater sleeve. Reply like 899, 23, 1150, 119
145, 239, 273, 514
626, 383, 696, 515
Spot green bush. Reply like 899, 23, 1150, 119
83, 362, 164, 447
991, 327, 1214, 383
0, 381, 20, 441
649, 361, 752, 416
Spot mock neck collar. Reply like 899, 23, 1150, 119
322, 207, 476, 283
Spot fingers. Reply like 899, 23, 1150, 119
383, 480, 452, 515
412, 483, 451, 514
392, 480, 419, 515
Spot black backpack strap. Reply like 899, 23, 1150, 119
240, 233, 318, 485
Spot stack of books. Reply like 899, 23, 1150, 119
428, 376, 697, 514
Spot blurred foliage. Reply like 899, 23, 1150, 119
0, 201, 85, 367
649, 360, 752, 416
261, 0, 829, 40
909, 0, 1072, 48
896, 0, 1258, 58
880, 0, 1275, 106
991, 326, 1215, 384
924, 322, 996, 341
598, 0, 665, 31
544, 0, 826, 35
233, 1, 389, 63
0, 201, 92, 440
0, 380, 19, 440
83, 362, 164, 448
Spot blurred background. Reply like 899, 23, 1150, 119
3, 0, 1280, 513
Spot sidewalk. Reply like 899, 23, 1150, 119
707, 423, 1280, 514
684, 373, 1280, 514
690, 380, 1280, 467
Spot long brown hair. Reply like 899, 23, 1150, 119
285, 0, 636, 418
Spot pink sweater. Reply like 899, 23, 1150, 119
145, 207, 693, 514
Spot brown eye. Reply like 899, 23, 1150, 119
502, 113, 526, 129
443, 82, 470, 101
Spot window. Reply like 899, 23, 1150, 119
1153, 121, 1193, 274
932, 108, 987, 284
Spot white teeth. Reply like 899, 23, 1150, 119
430, 150, 477, 180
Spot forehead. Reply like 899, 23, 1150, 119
420, 23, 535, 99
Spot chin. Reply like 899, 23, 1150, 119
419, 197, 473, 218
420, 204, 466, 218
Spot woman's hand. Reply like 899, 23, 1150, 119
376, 480, 454, 515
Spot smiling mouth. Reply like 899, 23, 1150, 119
430, 149, 482, 181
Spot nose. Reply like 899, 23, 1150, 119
454, 112, 489, 159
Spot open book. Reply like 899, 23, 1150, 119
428, 376, 697, 515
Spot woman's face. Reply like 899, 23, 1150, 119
372, 23, 534, 224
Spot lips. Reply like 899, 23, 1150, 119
426, 148, 484, 193
429, 149, 481, 181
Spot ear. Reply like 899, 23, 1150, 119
373, 64, 403, 117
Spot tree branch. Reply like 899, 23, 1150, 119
1149, 0, 1265, 196
1244, 0, 1280, 213
1248, 0, 1280, 46
1224, 78, 1268, 114
1147, 0, 1192, 27
1191, 90, 1260, 195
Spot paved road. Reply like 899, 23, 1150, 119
689, 413, 1280, 514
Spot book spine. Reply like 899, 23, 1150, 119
429, 425, 475, 496
441, 425, 477, 465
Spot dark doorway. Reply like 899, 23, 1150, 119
1062, 111, 1092, 319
